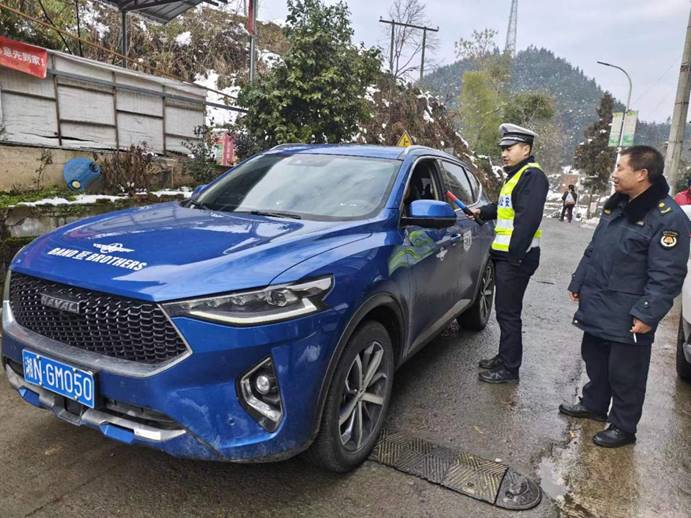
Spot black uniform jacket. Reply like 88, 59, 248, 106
568, 176, 690, 345
479, 156, 549, 263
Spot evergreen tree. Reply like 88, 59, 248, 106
237, 0, 381, 147
573, 93, 617, 195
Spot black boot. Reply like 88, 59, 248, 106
558, 400, 607, 422
593, 425, 636, 448
479, 366, 519, 384
479, 355, 503, 370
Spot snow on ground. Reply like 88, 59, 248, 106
258, 50, 282, 68
175, 32, 192, 46
15, 189, 192, 208
194, 71, 241, 127
81, 2, 109, 38
17, 195, 125, 207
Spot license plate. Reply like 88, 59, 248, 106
22, 350, 96, 408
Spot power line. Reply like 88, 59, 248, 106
379, 17, 438, 81
632, 62, 676, 105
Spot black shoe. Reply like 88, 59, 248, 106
479, 355, 503, 370
558, 401, 607, 422
593, 425, 636, 448
479, 367, 519, 384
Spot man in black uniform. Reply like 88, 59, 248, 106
471, 123, 549, 384
560, 145, 689, 447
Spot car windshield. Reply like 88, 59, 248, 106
195, 153, 401, 220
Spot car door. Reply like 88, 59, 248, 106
440, 160, 484, 301
403, 158, 463, 351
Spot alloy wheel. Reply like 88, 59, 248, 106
339, 340, 389, 451
479, 263, 495, 322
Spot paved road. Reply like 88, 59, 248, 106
0, 219, 689, 517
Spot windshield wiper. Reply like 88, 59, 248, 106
248, 210, 302, 220
187, 199, 213, 210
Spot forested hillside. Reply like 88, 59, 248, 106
421, 46, 688, 163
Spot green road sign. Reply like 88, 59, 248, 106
608, 111, 638, 148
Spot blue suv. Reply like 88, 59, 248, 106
2, 144, 494, 472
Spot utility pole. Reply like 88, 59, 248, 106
248, 0, 258, 83
665, 7, 691, 193
121, 10, 128, 68
379, 18, 438, 80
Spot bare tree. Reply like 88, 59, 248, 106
385, 0, 438, 81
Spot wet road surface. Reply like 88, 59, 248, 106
0, 219, 689, 517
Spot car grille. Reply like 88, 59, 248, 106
9, 273, 188, 365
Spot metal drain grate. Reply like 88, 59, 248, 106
370, 429, 542, 510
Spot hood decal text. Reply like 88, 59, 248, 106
47, 247, 147, 271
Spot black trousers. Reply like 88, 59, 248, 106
493, 248, 540, 373
560, 204, 574, 222
581, 333, 652, 434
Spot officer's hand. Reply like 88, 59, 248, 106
630, 318, 652, 334
568, 291, 579, 302
469, 208, 481, 220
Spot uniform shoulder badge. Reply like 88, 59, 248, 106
603, 209, 611, 215
658, 202, 672, 214
661, 230, 679, 248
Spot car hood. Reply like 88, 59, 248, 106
11, 202, 372, 301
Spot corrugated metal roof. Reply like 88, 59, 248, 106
98, 0, 210, 24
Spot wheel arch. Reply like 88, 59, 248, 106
308, 293, 406, 443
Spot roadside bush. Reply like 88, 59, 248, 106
97, 145, 157, 196
183, 126, 226, 184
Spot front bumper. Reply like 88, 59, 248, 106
1, 299, 348, 462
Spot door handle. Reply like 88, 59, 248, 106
449, 234, 462, 246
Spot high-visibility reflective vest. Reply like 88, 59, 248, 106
491, 162, 543, 253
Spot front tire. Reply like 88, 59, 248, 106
677, 317, 691, 382
458, 261, 495, 331
306, 321, 394, 472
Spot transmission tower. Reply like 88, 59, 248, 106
505, 0, 518, 57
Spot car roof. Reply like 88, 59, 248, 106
264, 143, 461, 162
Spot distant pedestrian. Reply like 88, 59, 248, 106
673, 177, 691, 206
560, 185, 578, 222
560, 146, 689, 448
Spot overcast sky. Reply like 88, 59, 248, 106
257, 0, 690, 123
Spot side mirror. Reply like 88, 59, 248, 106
402, 200, 457, 229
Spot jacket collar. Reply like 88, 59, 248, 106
603, 175, 669, 223
504, 155, 535, 178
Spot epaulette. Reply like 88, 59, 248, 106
658, 201, 672, 215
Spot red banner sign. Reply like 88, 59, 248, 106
0, 36, 48, 79
247, 0, 257, 35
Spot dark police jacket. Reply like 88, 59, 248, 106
479, 156, 549, 264
568, 177, 690, 345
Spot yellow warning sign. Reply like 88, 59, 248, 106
397, 131, 415, 147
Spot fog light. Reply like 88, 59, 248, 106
238, 357, 283, 432
255, 374, 273, 395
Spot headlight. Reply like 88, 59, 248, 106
162, 276, 333, 325
2, 269, 10, 302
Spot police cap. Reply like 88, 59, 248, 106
498, 123, 538, 147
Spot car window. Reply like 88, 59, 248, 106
463, 167, 481, 203
197, 153, 401, 220
442, 161, 474, 206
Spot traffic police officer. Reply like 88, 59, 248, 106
560, 145, 689, 447
471, 123, 549, 383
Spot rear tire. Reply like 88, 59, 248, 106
458, 261, 495, 331
676, 317, 691, 382
306, 321, 394, 472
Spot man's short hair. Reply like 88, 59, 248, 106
621, 145, 664, 181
